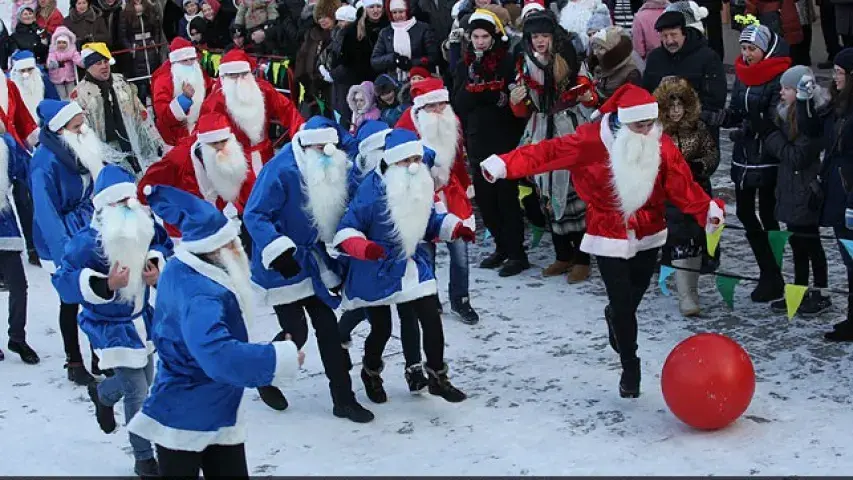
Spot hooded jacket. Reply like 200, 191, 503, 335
47, 27, 83, 84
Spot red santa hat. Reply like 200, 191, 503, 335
411, 77, 449, 111
592, 84, 659, 124
196, 112, 232, 144
218, 49, 253, 75
169, 37, 198, 63
521, 0, 545, 18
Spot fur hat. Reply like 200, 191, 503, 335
664, 1, 708, 33
314, 0, 343, 22
653, 76, 701, 132
522, 8, 557, 35
590, 26, 624, 53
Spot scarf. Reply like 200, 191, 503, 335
391, 18, 416, 58
38, 128, 88, 175
464, 45, 508, 93
83, 73, 142, 173
734, 55, 792, 87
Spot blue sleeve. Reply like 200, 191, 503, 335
339, 128, 359, 159
424, 208, 450, 241
422, 146, 436, 169
31, 162, 71, 263
176, 94, 193, 114
51, 235, 118, 308
243, 163, 296, 269
148, 221, 174, 267
42, 73, 60, 100
5, 137, 29, 184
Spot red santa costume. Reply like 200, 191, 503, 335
0, 75, 39, 149
199, 49, 305, 175
138, 112, 253, 239
481, 84, 725, 399
394, 77, 474, 230
151, 37, 215, 147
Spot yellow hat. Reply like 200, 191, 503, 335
81, 42, 116, 68
468, 8, 509, 42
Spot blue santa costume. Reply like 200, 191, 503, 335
0, 133, 39, 364
51, 164, 173, 477
126, 185, 301, 478
332, 129, 470, 403
30, 99, 100, 385
243, 116, 373, 423
8, 50, 61, 118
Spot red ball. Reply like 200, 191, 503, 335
661, 333, 756, 430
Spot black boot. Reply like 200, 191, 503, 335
332, 391, 375, 423
257, 386, 289, 410
87, 383, 117, 433
746, 232, 784, 302
498, 258, 530, 277
8, 340, 39, 364
619, 358, 641, 398
404, 364, 428, 393
360, 361, 387, 404
603, 305, 619, 354
134, 457, 160, 478
799, 290, 832, 317
27, 249, 41, 267
0, 347, 4, 361
451, 296, 480, 325
825, 321, 853, 341
66, 360, 95, 386
480, 250, 507, 269
426, 363, 466, 402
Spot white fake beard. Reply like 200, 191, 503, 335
0, 78, 8, 113
221, 75, 266, 144
201, 137, 248, 202
356, 149, 383, 176
384, 162, 434, 258
298, 147, 350, 244
415, 107, 460, 187
11, 71, 44, 122
96, 199, 155, 305
61, 125, 127, 180
0, 140, 11, 211
609, 122, 663, 219
171, 62, 206, 129
215, 243, 254, 324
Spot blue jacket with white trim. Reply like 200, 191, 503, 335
0, 134, 29, 252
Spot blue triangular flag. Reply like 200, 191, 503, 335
483, 229, 492, 241
333, 110, 342, 123
841, 239, 853, 259
658, 265, 674, 296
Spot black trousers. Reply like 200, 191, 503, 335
0, 251, 27, 342
59, 301, 84, 363
787, 224, 828, 288
470, 157, 526, 260
735, 185, 779, 232
273, 296, 355, 405
238, 218, 253, 260
821, 0, 842, 59
12, 180, 35, 253
791, 25, 813, 66
702, 10, 725, 61
361, 304, 423, 371
156, 443, 248, 478
833, 226, 853, 321
362, 295, 446, 372
553, 231, 590, 265
596, 249, 659, 368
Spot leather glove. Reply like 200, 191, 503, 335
270, 248, 301, 278
395, 53, 412, 70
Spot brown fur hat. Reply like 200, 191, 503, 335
314, 0, 342, 22
653, 76, 702, 133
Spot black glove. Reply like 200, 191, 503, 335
728, 128, 746, 144
395, 53, 412, 70
89, 276, 114, 300
700, 109, 726, 128
271, 248, 301, 278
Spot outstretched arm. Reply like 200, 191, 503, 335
480, 129, 588, 182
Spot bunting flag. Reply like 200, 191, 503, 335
211, 53, 222, 74
706, 224, 725, 257
272, 61, 282, 82
768, 230, 793, 267
530, 225, 544, 248
840, 238, 853, 259
784, 284, 809, 320
716, 276, 740, 309
658, 265, 674, 296
482, 229, 492, 242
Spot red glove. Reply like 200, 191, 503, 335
340, 237, 386, 261
452, 224, 475, 243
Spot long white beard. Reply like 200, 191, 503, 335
0, 78, 8, 113
356, 149, 383, 177
201, 137, 248, 202
172, 62, 206, 130
11, 71, 44, 122
61, 125, 128, 180
221, 76, 266, 144
415, 107, 460, 188
0, 140, 11, 212
384, 162, 434, 258
609, 123, 663, 218
216, 244, 254, 325
297, 147, 350, 244
96, 199, 155, 305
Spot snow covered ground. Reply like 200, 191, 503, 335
2, 131, 853, 476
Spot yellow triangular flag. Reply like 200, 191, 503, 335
211, 54, 222, 74
784, 284, 809, 319
706, 224, 725, 257
272, 62, 282, 83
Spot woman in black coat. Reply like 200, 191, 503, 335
10, 6, 49, 64
371, 0, 439, 81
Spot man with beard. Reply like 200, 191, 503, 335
200, 49, 305, 174
128, 185, 303, 478
71, 43, 165, 177
395, 77, 479, 324
9, 50, 60, 124
333, 128, 472, 403
243, 116, 372, 423
52, 164, 173, 478
151, 37, 215, 147
480, 84, 726, 398
0, 60, 39, 149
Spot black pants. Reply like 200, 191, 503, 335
156, 443, 248, 478
596, 249, 659, 368
12, 180, 35, 253
702, 9, 725, 61
833, 226, 853, 321
238, 218, 252, 260
822, 0, 842, 59
361, 304, 423, 370
59, 301, 84, 363
471, 157, 526, 260
735, 185, 779, 232
273, 296, 355, 405
791, 25, 813, 66
0, 251, 27, 342
787, 224, 828, 288
363, 295, 445, 372
553, 231, 590, 265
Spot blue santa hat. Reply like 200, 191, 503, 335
294, 116, 340, 157
93, 164, 137, 211
11, 50, 36, 71
142, 184, 240, 254
356, 120, 392, 156
37, 99, 84, 133
383, 129, 424, 166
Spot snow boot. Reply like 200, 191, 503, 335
567, 264, 590, 284
66, 360, 95, 386
825, 320, 853, 342
360, 361, 387, 404
0, 347, 4, 361
87, 383, 117, 433
404, 364, 429, 393
603, 305, 619, 354
425, 363, 466, 402
134, 457, 159, 478
451, 297, 479, 325
7, 340, 39, 364
543, 260, 572, 277
672, 257, 701, 317
480, 250, 507, 269
257, 386, 289, 411
619, 358, 641, 399
746, 231, 784, 302
499, 258, 530, 277
798, 290, 832, 317
27, 249, 41, 267
332, 397, 375, 423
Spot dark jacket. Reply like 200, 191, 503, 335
0, 20, 11, 69
119, 6, 164, 79
371, 21, 439, 77
98, 0, 125, 49
63, 8, 112, 49
10, 22, 49, 64
331, 14, 389, 86
411, 0, 456, 49
815, 100, 853, 228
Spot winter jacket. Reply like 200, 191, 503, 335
275, 0, 308, 52
235, 0, 279, 31
202, 13, 231, 49
98, 0, 125, 50
47, 27, 84, 85
36, 8, 65, 36
371, 21, 440, 78
63, 7, 112, 49
1, 20, 12, 71
293, 24, 333, 117
746, 0, 804, 46
10, 22, 49, 64
375, 73, 409, 127
178, 13, 202, 40
0, 134, 29, 252
331, 14, 389, 86
632, 0, 668, 59
347, 81, 381, 132
814, 101, 853, 228
411, 0, 456, 47
590, 34, 642, 100
119, 6, 165, 79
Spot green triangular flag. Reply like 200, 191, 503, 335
716, 275, 740, 309
768, 230, 793, 268
530, 225, 544, 248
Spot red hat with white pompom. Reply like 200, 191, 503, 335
169, 37, 197, 63
196, 112, 232, 144
591, 83, 659, 123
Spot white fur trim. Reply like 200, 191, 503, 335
438, 213, 461, 242
359, 128, 391, 155
179, 218, 241, 254
197, 127, 231, 144
80, 268, 116, 305
146, 249, 167, 269
26, 128, 40, 148
384, 140, 424, 165
332, 227, 366, 248
169, 97, 188, 122
127, 405, 246, 453
580, 229, 668, 259
48, 102, 83, 132
480, 155, 507, 182
413, 89, 449, 110
250, 150, 263, 176
93, 182, 137, 211
174, 248, 255, 316
169, 47, 197, 63
41, 259, 57, 274
270, 340, 299, 389
252, 277, 315, 306
297, 127, 339, 147
0, 237, 25, 251
93, 345, 150, 370
706, 200, 725, 233
218, 61, 251, 75
618, 103, 659, 124
261, 236, 297, 270
466, 184, 475, 199
313, 250, 341, 289
12, 57, 36, 71
363, 0, 382, 6
469, 11, 497, 28
341, 258, 437, 309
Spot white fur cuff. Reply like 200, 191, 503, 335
261, 236, 297, 270
270, 340, 299, 389
438, 214, 461, 242
26, 127, 40, 147
481, 155, 507, 183
146, 250, 167, 270
169, 97, 188, 122
332, 228, 366, 249
80, 268, 116, 305
706, 200, 725, 234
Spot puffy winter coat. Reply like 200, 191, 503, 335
10, 22, 49, 64
411, 0, 456, 47
63, 7, 112, 49
746, 0, 804, 46
813, 100, 853, 228
119, 5, 164, 79
36, 7, 65, 36
331, 14, 389, 86
632, 0, 668, 59
0, 20, 11, 70
47, 27, 83, 84
371, 21, 440, 77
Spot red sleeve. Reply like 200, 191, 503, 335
138, 142, 202, 203
394, 108, 416, 131
265, 81, 304, 138
661, 137, 712, 224
152, 73, 185, 142
452, 139, 471, 191
8, 82, 37, 142
500, 124, 593, 179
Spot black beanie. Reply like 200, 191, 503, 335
836, 48, 853, 74
654, 10, 686, 32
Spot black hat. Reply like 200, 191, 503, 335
522, 9, 557, 35
654, 10, 686, 32
836, 48, 853, 73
